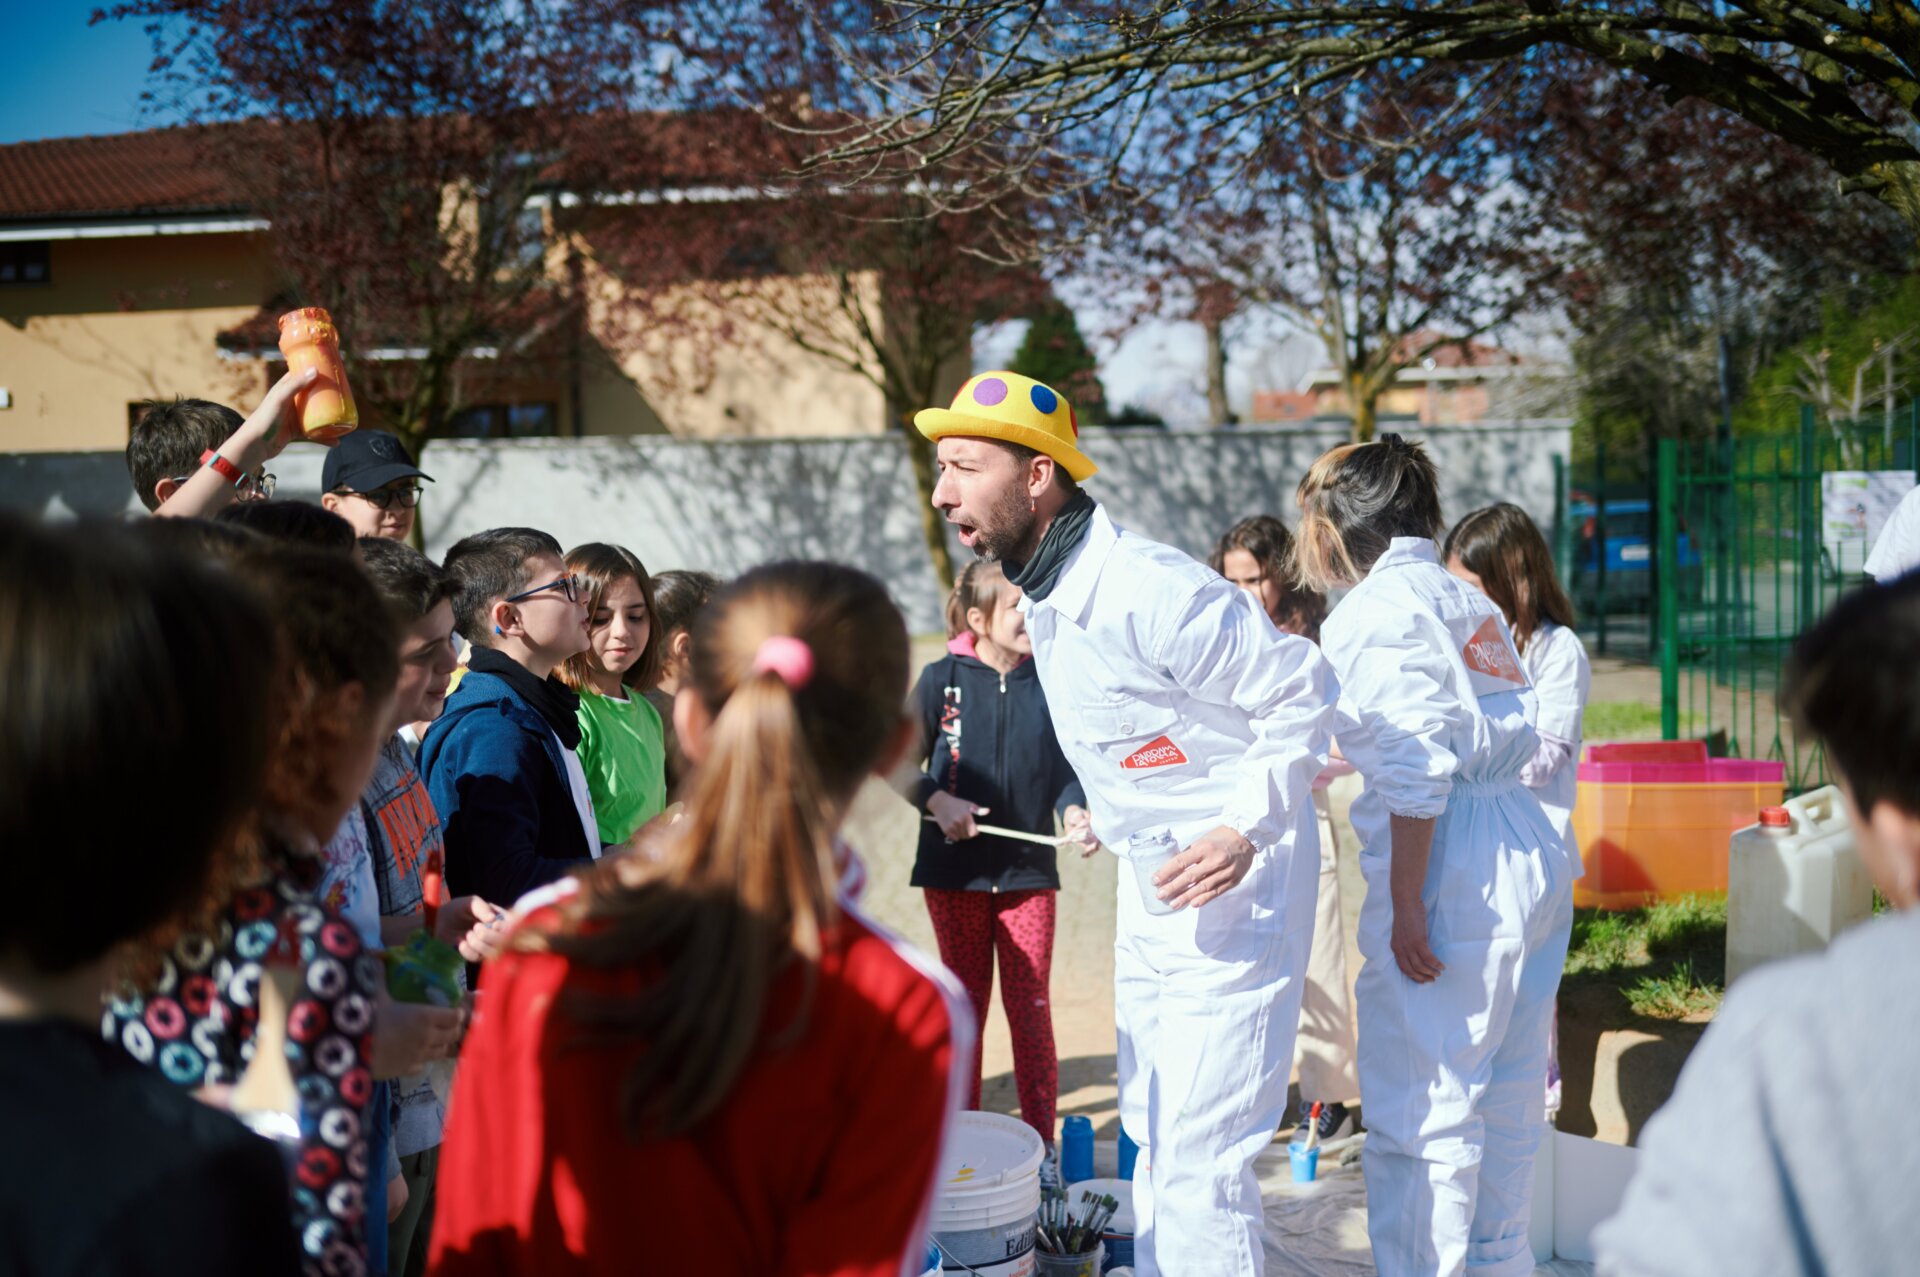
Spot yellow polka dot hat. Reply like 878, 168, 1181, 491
914, 370, 1099, 481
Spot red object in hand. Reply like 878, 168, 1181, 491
423, 850, 446, 939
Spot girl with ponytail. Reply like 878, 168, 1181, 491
1297, 435, 1574, 1275
429, 561, 972, 1277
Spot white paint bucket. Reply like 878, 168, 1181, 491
1067, 1178, 1135, 1274
933, 1112, 1044, 1276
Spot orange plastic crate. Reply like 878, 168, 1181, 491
1571, 758, 1786, 910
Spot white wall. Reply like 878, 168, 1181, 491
4, 420, 1571, 634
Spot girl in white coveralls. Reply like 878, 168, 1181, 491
1295, 438, 1574, 1277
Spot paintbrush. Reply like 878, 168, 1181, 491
921, 816, 1074, 847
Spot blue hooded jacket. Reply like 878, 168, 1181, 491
418, 669, 595, 907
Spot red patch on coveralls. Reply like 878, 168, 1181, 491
1462, 616, 1524, 686
1122, 736, 1189, 769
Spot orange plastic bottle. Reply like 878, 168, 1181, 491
275, 307, 359, 442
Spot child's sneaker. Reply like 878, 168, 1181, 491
1293, 1100, 1356, 1143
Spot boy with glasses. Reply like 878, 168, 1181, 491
321, 431, 434, 541
132, 368, 313, 516
420, 528, 600, 910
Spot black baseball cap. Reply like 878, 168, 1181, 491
322, 431, 433, 494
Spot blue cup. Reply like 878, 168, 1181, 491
1289, 1142, 1321, 1183
1117, 1126, 1139, 1181
1061, 1115, 1095, 1184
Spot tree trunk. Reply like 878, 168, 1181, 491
1348, 371, 1379, 442
389, 409, 434, 551
904, 425, 957, 591
1871, 158, 1920, 242
1204, 314, 1231, 428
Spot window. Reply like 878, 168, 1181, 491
449, 402, 558, 439
0, 241, 50, 287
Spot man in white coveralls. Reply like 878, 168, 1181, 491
917, 369, 1338, 1276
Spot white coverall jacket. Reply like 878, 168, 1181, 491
1020, 503, 1337, 1277
1321, 538, 1575, 1277
1518, 620, 1591, 853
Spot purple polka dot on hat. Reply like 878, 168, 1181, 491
973, 377, 1009, 407
1030, 384, 1058, 414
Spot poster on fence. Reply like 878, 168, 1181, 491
1822, 470, 1917, 576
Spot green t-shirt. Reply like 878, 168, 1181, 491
575, 687, 669, 847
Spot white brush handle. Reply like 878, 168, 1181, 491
922, 815, 1071, 846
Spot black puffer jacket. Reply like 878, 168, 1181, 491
910, 636, 1085, 892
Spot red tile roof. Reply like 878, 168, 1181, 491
0, 126, 253, 221
0, 108, 852, 225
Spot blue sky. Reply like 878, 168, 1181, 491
2, 1, 184, 143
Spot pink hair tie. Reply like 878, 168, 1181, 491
752, 635, 815, 690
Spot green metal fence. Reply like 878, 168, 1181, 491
1558, 440, 1661, 662
1656, 406, 1919, 792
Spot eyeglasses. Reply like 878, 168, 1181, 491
169, 469, 276, 502
506, 573, 584, 605
344, 484, 423, 511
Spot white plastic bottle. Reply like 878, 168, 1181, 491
1726, 786, 1876, 985
1129, 829, 1182, 917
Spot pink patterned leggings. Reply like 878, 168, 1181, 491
923, 887, 1059, 1143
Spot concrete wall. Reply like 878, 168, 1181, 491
2, 419, 1570, 632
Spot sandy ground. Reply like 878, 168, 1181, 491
842, 642, 1658, 1274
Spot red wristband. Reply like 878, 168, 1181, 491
200, 450, 244, 485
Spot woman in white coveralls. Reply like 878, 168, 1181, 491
917, 369, 1336, 1277
1294, 436, 1574, 1277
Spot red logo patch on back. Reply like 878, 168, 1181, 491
1122, 736, 1189, 770
1462, 616, 1524, 685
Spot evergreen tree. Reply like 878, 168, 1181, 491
1010, 300, 1110, 424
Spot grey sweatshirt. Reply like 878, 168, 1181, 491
1594, 906, 1920, 1276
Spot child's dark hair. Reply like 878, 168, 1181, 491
946, 560, 1010, 638
537, 561, 909, 1139
235, 545, 401, 822
359, 536, 457, 626
561, 542, 663, 692
216, 500, 357, 555
1443, 503, 1575, 655
0, 516, 276, 973
1208, 514, 1329, 642
651, 569, 722, 642
126, 398, 244, 512
1294, 434, 1445, 591
1787, 573, 1920, 818
443, 527, 565, 643
137, 514, 264, 559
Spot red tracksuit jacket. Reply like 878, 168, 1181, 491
428, 883, 970, 1277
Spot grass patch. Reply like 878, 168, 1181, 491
1626, 958, 1722, 1019
1582, 700, 1665, 743
1581, 700, 1705, 746
1565, 893, 1725, 1021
